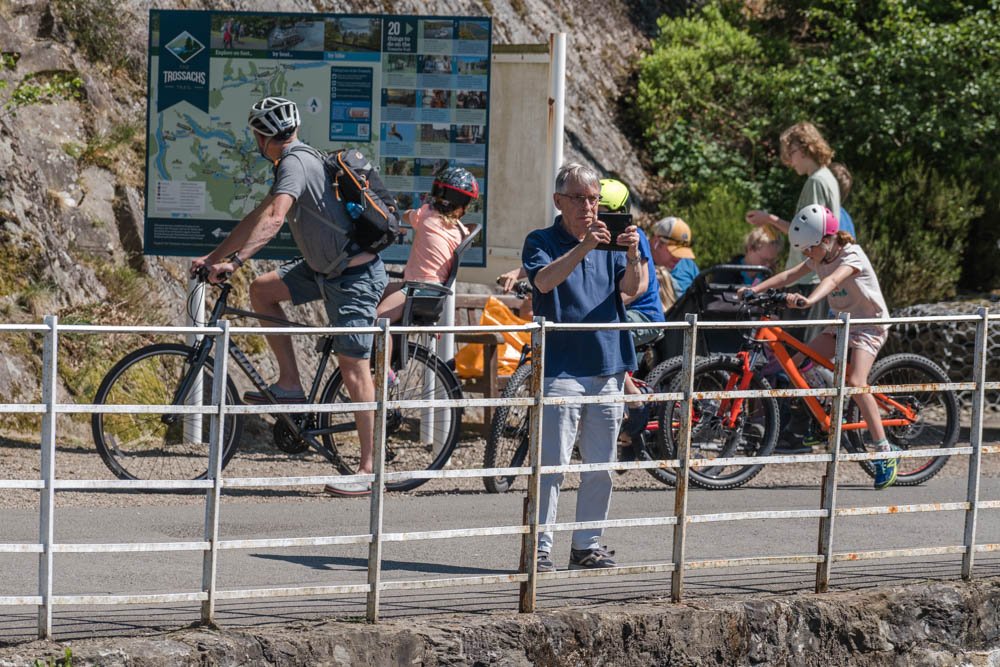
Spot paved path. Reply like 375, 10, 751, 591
4, 470, 1000, 643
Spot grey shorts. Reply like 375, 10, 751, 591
625, 309, 663, 348
278, 258, 388, 359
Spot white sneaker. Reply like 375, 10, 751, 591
323, 481, 372, 497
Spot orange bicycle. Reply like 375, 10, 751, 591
654, 289, 959, 490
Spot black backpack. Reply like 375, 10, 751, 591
327, 148, 401, 254
282, 146, 401, 255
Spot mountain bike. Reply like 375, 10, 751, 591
650, 289, 960, 490
90, 268, 463, 491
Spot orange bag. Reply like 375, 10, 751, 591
454, 296, 531, 379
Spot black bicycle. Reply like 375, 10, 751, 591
90, 269, 463, 491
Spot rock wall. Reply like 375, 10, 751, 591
886, 299, 1000, 412
5, 579, 1000, 666
0, 0, 683, 411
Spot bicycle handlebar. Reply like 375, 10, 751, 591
192, 265, 230, 285
741, 288, 806, 312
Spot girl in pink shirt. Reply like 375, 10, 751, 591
377, 167, 479, 323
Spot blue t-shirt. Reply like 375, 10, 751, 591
671, 258, 700, 297
522, 218, 637, 379
627, 229, 666, 322
839, 207, 856, 237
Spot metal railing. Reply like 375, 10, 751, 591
0, 308, 997, 639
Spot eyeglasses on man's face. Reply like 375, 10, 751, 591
558, 192, 601, 208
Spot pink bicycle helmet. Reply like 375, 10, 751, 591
789, 205, 838, 251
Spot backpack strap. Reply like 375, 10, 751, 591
277, 144, 352, 275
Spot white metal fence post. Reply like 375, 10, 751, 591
816, 313, 851, 593
366, 319, 391, 622
545, 32, 566, 225
520, 317, 546, 613
36, 315, 58, 639
670, 314, 698, 602
427, 292, 456, 453
962, 307, 989, 579
200, 320, 230, 626
185, 276, 205, 443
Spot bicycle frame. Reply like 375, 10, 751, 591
171, 282, 350, 463
730, 318, 919, 435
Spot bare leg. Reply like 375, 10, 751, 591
798, 332, 837, 369
337, 354, 376, 474
846, 347, 886, 443
376, 283, 406, 369
376, 282, 406, 321
249, 271, 302, 391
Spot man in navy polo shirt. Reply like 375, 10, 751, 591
522, 163, 642, 572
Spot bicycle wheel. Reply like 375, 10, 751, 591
633, 355, 684, 487
482, 362, 533, 493
657, 356, 779, 490
319, 341, 462, 492
91, 343, 243, 481
844, 353, 959, 486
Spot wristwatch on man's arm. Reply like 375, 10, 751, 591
226, 251, 245, 269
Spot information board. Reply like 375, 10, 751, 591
145, 10, 491, 265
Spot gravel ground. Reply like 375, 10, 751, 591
2, 414, 999, 510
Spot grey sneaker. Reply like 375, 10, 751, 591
536, 550, 555, 573
569, 546, 616, 570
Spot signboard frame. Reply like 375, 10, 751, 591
144, 9, 492, 266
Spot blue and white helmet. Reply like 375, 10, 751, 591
248, 97, 300, 139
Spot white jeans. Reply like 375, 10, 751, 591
537, 373, 625, 554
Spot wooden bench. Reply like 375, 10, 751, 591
453, 293, 527, 432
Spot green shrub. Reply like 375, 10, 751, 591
636, 5, 773, 204
633, 0, 1000, 297
648, 120, 761, 205
636, 5, 764, 132
852, 162, 982, 307
663, 184, 759, 270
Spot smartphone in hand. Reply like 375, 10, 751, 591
595, 213, 632, 251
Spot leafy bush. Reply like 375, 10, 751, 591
852, 162, 982, 307
666, 184, 759, 270
636, 5, 772, 205
633, 0, 1000, 304
771, 2, 1000, 170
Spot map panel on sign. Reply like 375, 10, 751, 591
145, 11, 491, 266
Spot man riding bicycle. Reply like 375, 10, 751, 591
191, 96, 387, 496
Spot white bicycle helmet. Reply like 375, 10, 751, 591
789, 205, 838, 251
248, 97, 300, 139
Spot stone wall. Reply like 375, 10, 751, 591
885, 299, 1000, 412
5, 579, 1000, 666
